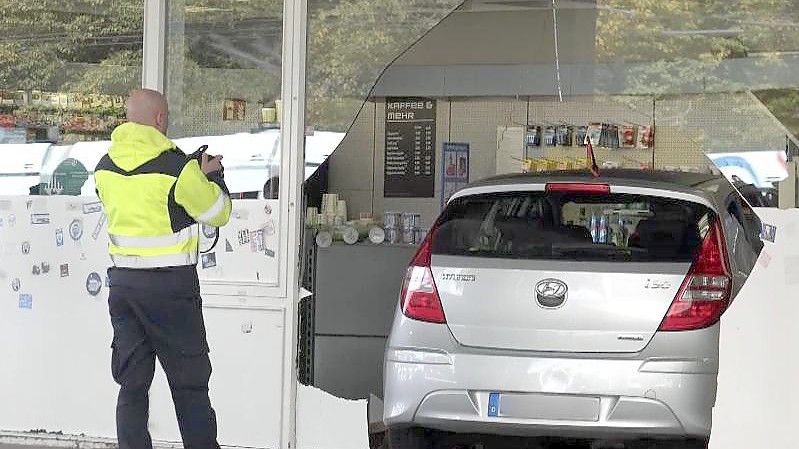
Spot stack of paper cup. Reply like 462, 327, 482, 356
383, 212, 402, 244
337, 200, 348, 223
305, 207, 319, 227
321, 194, 340, 226
401, 213, 422, 244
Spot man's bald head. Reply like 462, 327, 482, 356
127, 89, 169, 134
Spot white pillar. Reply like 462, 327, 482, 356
142, 0, 166, 92
279, 0, 308, 448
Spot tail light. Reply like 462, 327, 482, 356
545, 183, 610, 194
399, 229, 446, 324
659, 219, 731, 331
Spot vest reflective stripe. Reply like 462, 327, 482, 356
108, 227, 195, 249
196, 191, 227, 223
111, 251, 198, 268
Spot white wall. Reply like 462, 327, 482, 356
0, 196, 285, 447
710, 207, 799, 448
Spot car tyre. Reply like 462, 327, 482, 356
388, 427, 438, 449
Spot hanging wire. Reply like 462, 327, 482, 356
551, 0, 564, 102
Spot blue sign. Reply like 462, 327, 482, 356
488, 392, 500, 417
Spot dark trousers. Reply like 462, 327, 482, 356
108, 266, 220, 449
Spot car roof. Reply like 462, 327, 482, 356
465, 169, 735, 206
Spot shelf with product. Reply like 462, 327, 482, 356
521, 120, 656, 172
306, 193, 427, 249
525, 122, 655, 151
0, 90, 126, 143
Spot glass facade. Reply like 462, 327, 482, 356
0, 1, 143, 145
164, 0, 285, 200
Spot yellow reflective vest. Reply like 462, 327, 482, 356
94, 122, 231, 268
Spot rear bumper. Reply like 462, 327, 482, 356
383, 348, 717, 439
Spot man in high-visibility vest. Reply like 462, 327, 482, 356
95, 89, 231, 449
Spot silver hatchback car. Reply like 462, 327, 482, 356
383, 170, 763, 449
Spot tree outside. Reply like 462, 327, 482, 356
0, 0, 797, 141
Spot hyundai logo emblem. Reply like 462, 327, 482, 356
535, 279, 568, 309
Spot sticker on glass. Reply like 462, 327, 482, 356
237, 229, 250, 245
21, 241, 30, 255
8, 214, 16, 227
202, 224, 218, 239
69, 219, 83, 241
86, 272, 102, 296
82, 201, 103, 214
91, 213, 107, 240
32, 264, 41, 276
31, 213, 50, 225
55, 228, 64, 247
19, 294, 32, 310
250, 229, 265, 252
11, 278, 20, 292
201, 252, 217, 269
761, 223, 777, 243
60, 264, 69, 278
225, 239, 234, 252
263, 220, 275, 236
41, 262, 50, 275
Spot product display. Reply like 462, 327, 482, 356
637, 125, 654, 149
401, 213, 420, 230
543, 126, 557, 146
315, 231, 333, 248
383, 212, 402, 229
620, 125, 637, 148
556, 125, 572, 146
385, 227, 401, 244
342, 226, 359, 245
368, 226, 385, 244
525, 126, 540, 147
586, 123, 602, 146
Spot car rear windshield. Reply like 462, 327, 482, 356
432, 191, 713, 262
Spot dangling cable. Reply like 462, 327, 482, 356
552, 0, 564, 102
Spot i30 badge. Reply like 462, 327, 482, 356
535, 279, 568, 309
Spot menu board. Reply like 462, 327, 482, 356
384, 97, 436, 198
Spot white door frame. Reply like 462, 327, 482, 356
278, 0, 308, 447
142, 0, 166, 91
141, 1, 307, 447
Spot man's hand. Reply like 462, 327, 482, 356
201, 153, 224, 174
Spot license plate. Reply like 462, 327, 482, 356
488, 392, 500, 417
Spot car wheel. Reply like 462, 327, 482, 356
388, 427, 439, 449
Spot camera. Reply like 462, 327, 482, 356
188, 145, 224, 178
